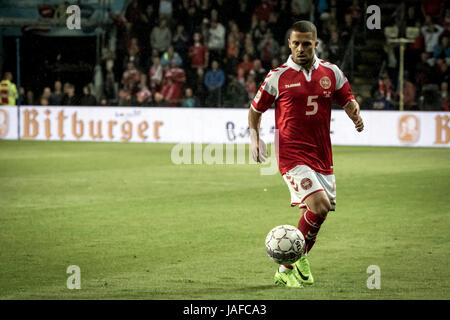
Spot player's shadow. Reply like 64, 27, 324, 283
184, 285, 278, 297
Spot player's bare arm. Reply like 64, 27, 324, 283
248, 107, 267, 163
343, 100, 364, 132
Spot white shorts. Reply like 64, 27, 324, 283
283, 165, 336, 211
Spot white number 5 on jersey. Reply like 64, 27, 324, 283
306, 95, 318, 115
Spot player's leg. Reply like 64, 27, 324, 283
299, 190, 331, 253
291, 192, 331, 285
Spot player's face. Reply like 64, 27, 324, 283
288, 31, 318, 67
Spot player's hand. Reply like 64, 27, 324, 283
251, 138, 268, 163
344, 100, 364, 132
353, 115, 364, 132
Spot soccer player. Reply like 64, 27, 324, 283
248, 21, 364, 287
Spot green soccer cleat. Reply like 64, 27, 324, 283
293, 255, 314, 285
274, 268, 303, 288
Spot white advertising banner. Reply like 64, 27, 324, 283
0, 106, 19, 140
1, 106, 449, 148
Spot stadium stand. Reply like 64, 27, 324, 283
0, 0, 448, 111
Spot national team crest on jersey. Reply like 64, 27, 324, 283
319, 76, 331, 89
300, 178, 313, 190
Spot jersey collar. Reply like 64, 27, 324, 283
286, 55, 320, 72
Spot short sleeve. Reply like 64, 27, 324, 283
251, 72, 278, 113
333, 68, 355, 107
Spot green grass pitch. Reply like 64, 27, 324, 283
0, 140, 449, 299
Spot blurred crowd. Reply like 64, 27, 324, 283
374, 0, 449, 111
9, 0, 361, 108
4, 0, 449, 111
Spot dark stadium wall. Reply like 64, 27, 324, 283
3, 35, 97, 95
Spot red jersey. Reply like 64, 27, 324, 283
251, 55, 355, 175
189, 43, 209, 68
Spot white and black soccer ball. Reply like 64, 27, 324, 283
265, 225, 305, 265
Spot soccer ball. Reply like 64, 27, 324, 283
265, 225, 305, 265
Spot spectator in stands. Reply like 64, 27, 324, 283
291, 0, 313, 21
123, 43, 142, 71
136, 74, 152, 106
245, 73, 257, 104
403, 76, 418, 110
204, 60, 225, 107
210, 9, 220, 25
41, 87, 52, 103
272, 0, 291, 42
18, 87, 25, 105
207, 18, 226, 63
433, 58, 450, 84
224, 75, 248, 107
406, 20, 425, 69
198, 0, 212, 21
258, 31, 280, 69
383, 42, 398, 80
151, 18, 172, 54
421, 0, 445, 21
327, 31, 344, 66
433, 36, 450, 62
347, 0, 362, 25
406, 5, 422, 27
122, 61, 140, 95
165, 60, 186, 84
415, 52, 433, 87
227, 21, 243, 47
237, 67, 246, 86
189, 32, 209, 69
161, 61, 186, 106
254, 0, 273, 23
49, 80, 64, 105
138, 3, 157, 35
372, 74, 396, 110
243, 33, 256, 59
238, 53, 254, 76
159, 0, 174, 22
224, 45, 240, 76
251, 18, 268, 49
62, 83, 79, 106
193, 67, 207, 107
149, 56, 163, 92
341, 13, 354, 45
161, 77, 183, 107
161, 45, 183, 68
279, 45, 290, 62
125, 0, 140, 25
182, 87, 199, 107
442, 8, 450, 37
25, 90, 35, 105
421, 16, 444, 54
80, 86, 97, 106
184, 4, 202, 36
172, 24, 190, 61
250, 59, 267, 87
226, 22, 242, 61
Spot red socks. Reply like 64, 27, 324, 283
297, 210, 327, 253
282, 210, 327, 270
